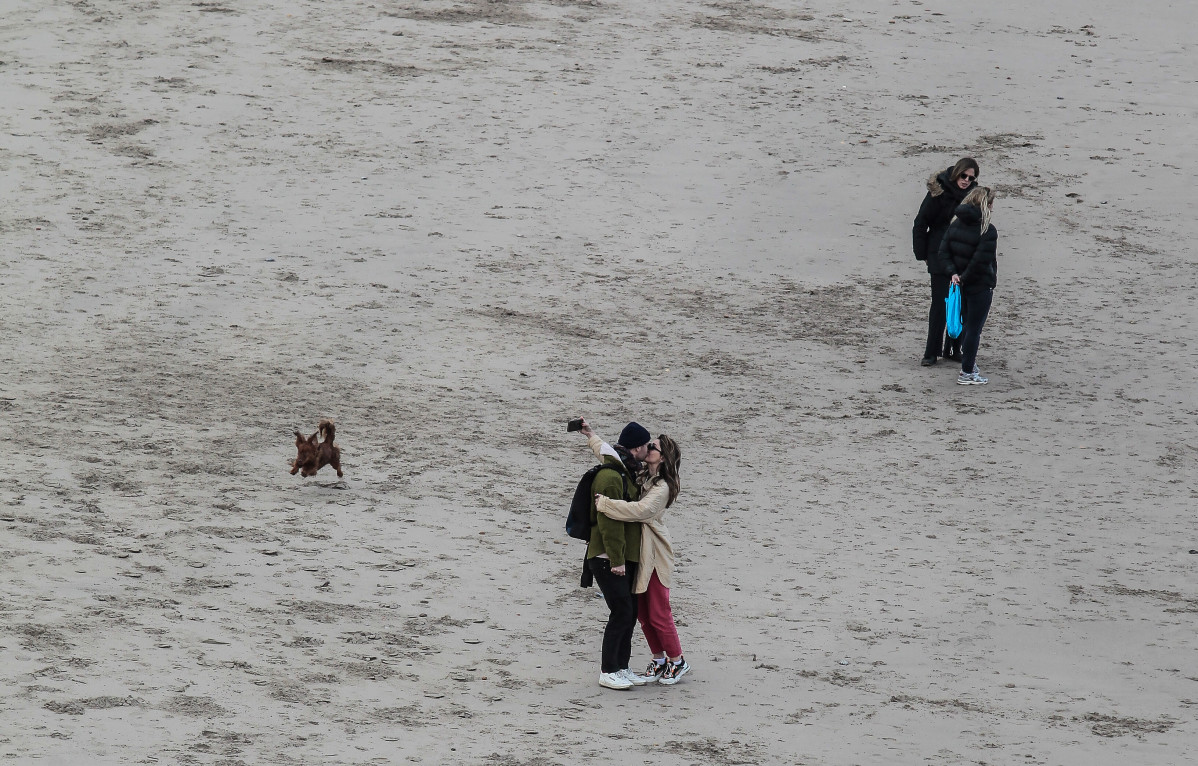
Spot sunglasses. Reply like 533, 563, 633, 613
961, 173, 977, 182
646, 443, 660, 453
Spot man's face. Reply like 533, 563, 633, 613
629, 443, 649, 462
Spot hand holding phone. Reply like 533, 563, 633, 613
567, 418, 585, 432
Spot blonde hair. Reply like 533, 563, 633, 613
959, 186, 996, 234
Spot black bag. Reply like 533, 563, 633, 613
567, 465, 603, 541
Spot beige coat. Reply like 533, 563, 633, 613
588, 435, 675, 594
597, 484, 674, 594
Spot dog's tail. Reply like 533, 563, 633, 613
319, 419, 336, 443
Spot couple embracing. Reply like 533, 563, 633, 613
576, 419, 688, 691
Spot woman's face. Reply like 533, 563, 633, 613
644, 439, 662, 469
957, 169, 978, 190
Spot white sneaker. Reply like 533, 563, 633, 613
618, 668, 650, 686
598, 671, 632, 690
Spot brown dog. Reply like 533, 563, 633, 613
290, 419, 343, 478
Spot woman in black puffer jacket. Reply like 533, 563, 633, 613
912, 157, 979, 366
932, 186, 998, 385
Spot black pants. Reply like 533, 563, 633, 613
925, 274, 960, 359
960, 287, 993, 373
589, 558, 638, 674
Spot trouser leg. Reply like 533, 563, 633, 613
960, 288, 993, 374
589, 558, 637, 673
617, 563, 638, 670
639, 571, 683, 658
638, 590, 664, 656
925, 274, 950, 359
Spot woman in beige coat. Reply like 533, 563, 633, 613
584, 427, 688, 685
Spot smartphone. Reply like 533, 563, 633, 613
567, 418, 585, 432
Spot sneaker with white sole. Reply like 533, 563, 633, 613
599, 671, 633, 690
617, 668, 650, 686
641, 660, 667, 683
957, 371, 988, 385
658, 658, 690, 685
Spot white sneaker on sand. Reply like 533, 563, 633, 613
617, 668, 650, 686
599, 671, 632, 690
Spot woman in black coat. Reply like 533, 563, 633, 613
932, 186, 998, 385
912, 157, 979, 366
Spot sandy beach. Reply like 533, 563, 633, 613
2, 0, 1196, 764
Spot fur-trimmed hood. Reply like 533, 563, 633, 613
927, 170, 949, 197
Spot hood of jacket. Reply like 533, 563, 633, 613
610, 444, 642, 476
929, 167, 973, 202
953, 203, 983, 225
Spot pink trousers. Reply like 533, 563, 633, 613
638, 570, 683, 658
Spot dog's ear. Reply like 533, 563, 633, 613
308, 432, 320, 444
295, 431, 304, 445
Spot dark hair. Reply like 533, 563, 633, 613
949, 157, 980, 183
649, 435, 681, 508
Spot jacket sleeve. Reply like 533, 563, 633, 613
935, 225, 955, 276
587, 434, 620, 463
587, 434, 605, 462
912, 193, 934, 259
959, 227, 997, 286
591, 468, 629, 566
596, 482, 669, 522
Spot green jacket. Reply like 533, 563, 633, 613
585, 455, 640, 567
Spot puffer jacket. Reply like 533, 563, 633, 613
912, 168, 975, 273
933, 203, 998, 290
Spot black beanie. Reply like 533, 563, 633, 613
617, 421, 651, 449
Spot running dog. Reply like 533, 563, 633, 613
290, 419, 343, 478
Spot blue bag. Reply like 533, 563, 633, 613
945, 284, 963, 339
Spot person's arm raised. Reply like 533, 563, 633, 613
577, 419, 615, 462
586, 434, 610, 462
